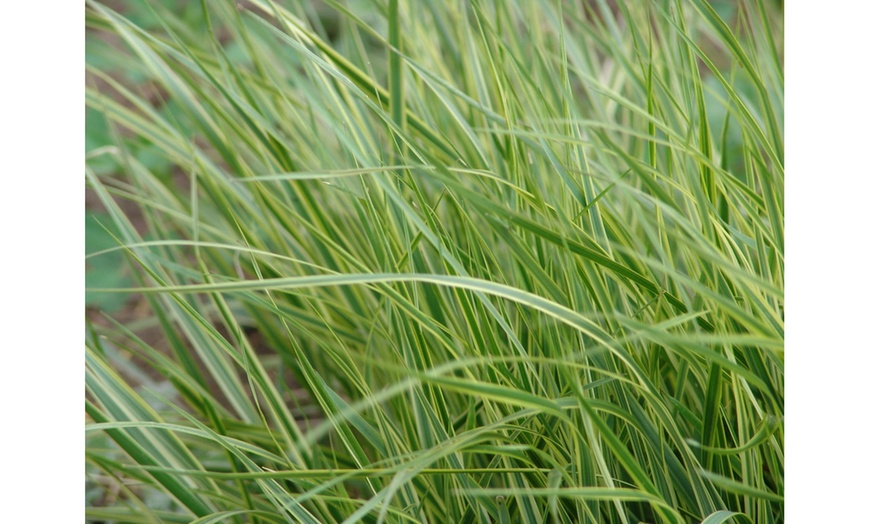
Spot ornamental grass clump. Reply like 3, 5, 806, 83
86, 1, 783, 522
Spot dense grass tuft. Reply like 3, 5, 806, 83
86, 1, 783, 522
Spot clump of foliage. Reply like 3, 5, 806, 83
86, 0, 783, 522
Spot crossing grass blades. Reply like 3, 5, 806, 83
85, 1, 783, 522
